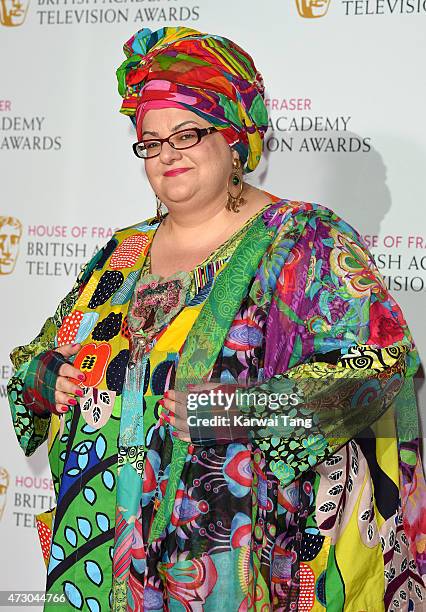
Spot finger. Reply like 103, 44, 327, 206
159, 404, 176, 423
174, 390, 189, 407
159, 407, 175, 422
165, 390, 189, 407
159, 409, 188, 432
171, 410, 190, 433
55, 405, 69, 415
56, 376, 84, 397
159, 397, 175, 413
172, 431, 191, 442
58, 362, 86, 382
55, 390, 78, 407
159, 411, 173, 425
55, 343, 81, 359
162, 401, 190, 432
159, 397, 188, 430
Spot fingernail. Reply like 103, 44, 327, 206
172, 431, 179, 437
72, 343, 80, 348
161, 414, 171, 423
78, 374, 86, 381
164, 390, 169, 398
68, 398, 77, 406
158, 399, 165, 406
75, 389, 84, 397
60, 407, 69, 413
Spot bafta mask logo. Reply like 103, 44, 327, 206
0, 0, 30, 26
0, 216, 23, 275
295, 0, 331, 18
0, 468, 9, 521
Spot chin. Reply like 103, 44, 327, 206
160, 185, 195, 206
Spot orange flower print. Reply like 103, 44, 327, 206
72, 342, 111, 387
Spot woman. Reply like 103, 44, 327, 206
7, 26, 425, 611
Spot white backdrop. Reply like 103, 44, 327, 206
1, 0, 425, 603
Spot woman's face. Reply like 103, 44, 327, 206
140, 107, 236, 209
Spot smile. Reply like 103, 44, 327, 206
163, 168, 191, 177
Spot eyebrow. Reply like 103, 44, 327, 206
141, 120, 201, 138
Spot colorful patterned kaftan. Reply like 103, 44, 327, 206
7, 196, 426, 611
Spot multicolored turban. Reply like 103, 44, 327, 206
116, 27, 269, 174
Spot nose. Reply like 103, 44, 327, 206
158, 140, 183, 164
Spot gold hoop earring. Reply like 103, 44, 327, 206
155, 195, 166, 222
226, 158, 246, 213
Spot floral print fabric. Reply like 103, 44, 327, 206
7, 196, 426, 611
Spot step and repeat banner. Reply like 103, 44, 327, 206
1, 0, 425, 602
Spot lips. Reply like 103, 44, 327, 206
163, 167, 191, 177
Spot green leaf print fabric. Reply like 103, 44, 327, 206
6, 198, 425, 611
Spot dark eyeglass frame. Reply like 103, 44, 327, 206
132, 126, 219, 159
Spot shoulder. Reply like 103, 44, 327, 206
79, 214, 160, 281
257, 197, 374, 296
266, 197, 368, 252
267, 197, 362, 234
102, 214, 160, 259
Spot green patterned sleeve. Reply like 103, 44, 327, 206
7, 247, 105, 456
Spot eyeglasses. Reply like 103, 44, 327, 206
132, 126, 219, 159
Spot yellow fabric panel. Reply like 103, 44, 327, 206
373, 416, 399, 488
75, 274, 98, 310
370, 410, 399, 528
335, 471, 385, 612
153, 305, 202, 353
47, 414, 60, 453
145, 304, 204, 397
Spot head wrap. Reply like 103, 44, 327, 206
116, 27, 269, 174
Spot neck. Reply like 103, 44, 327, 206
159, 184, 253, 246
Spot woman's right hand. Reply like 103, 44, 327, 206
54, 343, 86, 414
